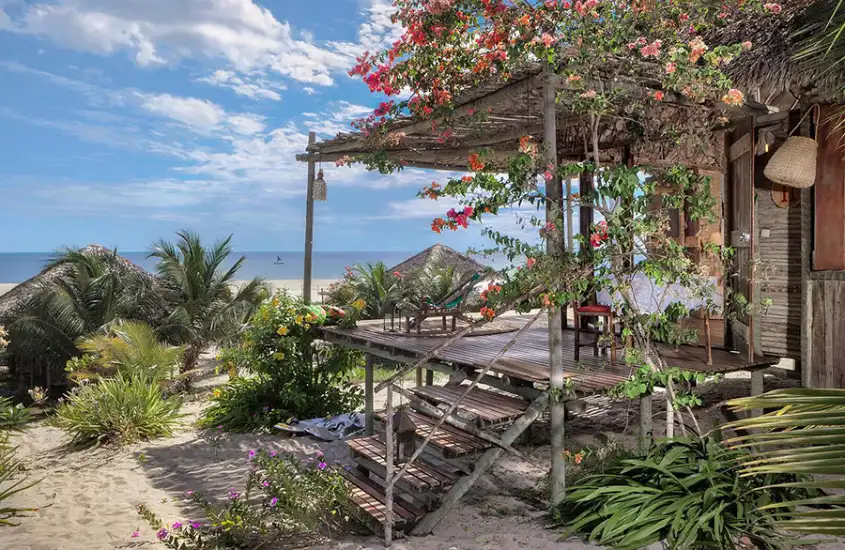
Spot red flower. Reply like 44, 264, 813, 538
526, 257, 537, 269
653, 91, 664, 101
480, 306, 496, 320
468, 153, 485, 171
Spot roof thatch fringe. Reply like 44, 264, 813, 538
389, 244, 487, 279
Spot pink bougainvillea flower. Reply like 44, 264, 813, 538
526, 257, 537, 269
763, 3, 782, 14
580, 89, 597, 99
741, 41, 752, 50
544, 170, 554, 182
665, 62, 676, 74
463, 206, 474, 217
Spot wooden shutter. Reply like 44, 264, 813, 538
727, 117, 756, 358
813, 105, 845, 270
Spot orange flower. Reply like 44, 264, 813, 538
468, 152, 485, 171
479, 306, 496, 320
574, 452, 584, 464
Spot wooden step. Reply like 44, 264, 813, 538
409, 384, 529, 427
347, 436, 458, 493
375, 410, 491, 459
339, 467, 426, 532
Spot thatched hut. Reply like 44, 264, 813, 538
388, 244, 487, 280
0, 245, 164, 389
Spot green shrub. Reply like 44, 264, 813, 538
0, 397, 33, 432
554, 436, 817, 550
54, 373, 183, 447
0, 442, 38, 527
199, 293, 363, 432
138, 449, 349, 548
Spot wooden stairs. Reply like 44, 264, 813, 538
339, 381, 548, 537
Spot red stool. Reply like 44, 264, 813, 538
573, 304, 617, 361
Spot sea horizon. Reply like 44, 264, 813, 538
0, 250, 429, 284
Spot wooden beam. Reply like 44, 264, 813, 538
384, 385, 394, 547
409, 392, 549, 536
544, 63, 567, 507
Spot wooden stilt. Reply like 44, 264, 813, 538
750, 369, 764, 417
410, 393, 550, 535
416, 367, 423, 388
543, 61, 567, 506
384, 385, 394, 547
425, 369, 434, 386
639, 395, 652, 447
365, 354, 375, 436
665, 395, 675, 438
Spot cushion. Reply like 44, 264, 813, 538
577, 304, 612, 314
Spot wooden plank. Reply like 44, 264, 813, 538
339, 467, 425, 523
812, 281, 826, 388
814, 105, 845, 270
348, 436, 457, 491
375, 410, 490, 458
728, 132, 752, 161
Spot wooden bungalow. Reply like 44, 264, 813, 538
297, 3, 844, 539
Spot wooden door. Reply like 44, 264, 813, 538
726, 117, 756, 359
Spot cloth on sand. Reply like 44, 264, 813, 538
274, 412, 365, 441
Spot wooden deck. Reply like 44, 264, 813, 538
321, 316, 778, 395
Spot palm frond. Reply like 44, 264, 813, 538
724, 388, 845, 535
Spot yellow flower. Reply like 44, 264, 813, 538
213, 389, 222, 398
352, 299, 366, 310
295, 315, 304, 325
273, 352, 286, 361
261, 310, 270, 321
304, 323, 311, 330
305, 313, 314, 322
277, 326, 289, 336
271, 297, 279, 307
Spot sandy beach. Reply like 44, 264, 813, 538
0, 280, 339, 301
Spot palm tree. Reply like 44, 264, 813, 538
150, 231, 269, 371
794, 1, 845, 79
725, 389, 845, 535
7, 248, 163, 386
349, 262, 402, 318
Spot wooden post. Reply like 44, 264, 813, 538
365, 354, 374, 436
750, 369, 764, 417
544, 62, 567, 506
303, 131, 317, 303
665, 396, 674, 438
639, 395, 652, 447
416, 367, 423, 388
425, 369, 434, 386
384, 384, 394, 547
410, 393, 550, 535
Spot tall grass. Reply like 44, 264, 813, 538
54, 373, 183, 447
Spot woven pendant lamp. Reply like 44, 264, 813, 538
313, 169, 327, 201
763, 107, 818, 189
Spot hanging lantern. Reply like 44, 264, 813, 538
763, 136, 817, 189
313, 169, 327, 201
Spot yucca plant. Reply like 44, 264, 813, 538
725, 388, 845, 536
68, 321, 185, 382
54, 373, 183, 447
555, 436, 812, 549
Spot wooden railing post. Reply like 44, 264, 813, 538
384, 385, 394, 547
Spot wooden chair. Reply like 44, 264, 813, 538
405, 272, 484, 334
573, 304, 617, 362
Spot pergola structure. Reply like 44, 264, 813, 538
294, 4, 842, 540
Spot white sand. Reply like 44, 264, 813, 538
0, 280, 339, 301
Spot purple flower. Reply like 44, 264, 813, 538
318, 461, 328, 471
248, 450, 256, 460
190, 521, 202, 530
228, 490, 240, 500
316, 451, 325, 458
269, 497, 278, 507
217, 425, 223, 430
270, 450, 278, 458
185, 490, 195, 498
130, 531, 140, 539
262, 480, 270, 487
156, 528, 169, 540
172, 522, 182, 530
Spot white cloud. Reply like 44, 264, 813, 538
303, 86, 317, 96
0, 0, 359, 87
139, 93, 226, 132
198, 69, 283, 101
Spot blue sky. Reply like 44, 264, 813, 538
0, 0, 544, 253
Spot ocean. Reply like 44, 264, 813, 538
0, 251, 426, 284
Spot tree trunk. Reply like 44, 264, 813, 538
183, 345, 202, 373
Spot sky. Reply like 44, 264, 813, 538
0, 0, 545, 253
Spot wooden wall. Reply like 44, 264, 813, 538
808, 279, 845, 387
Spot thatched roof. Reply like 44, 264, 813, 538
297, 4, 842, 172
389, 244, 487, 279
0, 245, 159, 325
